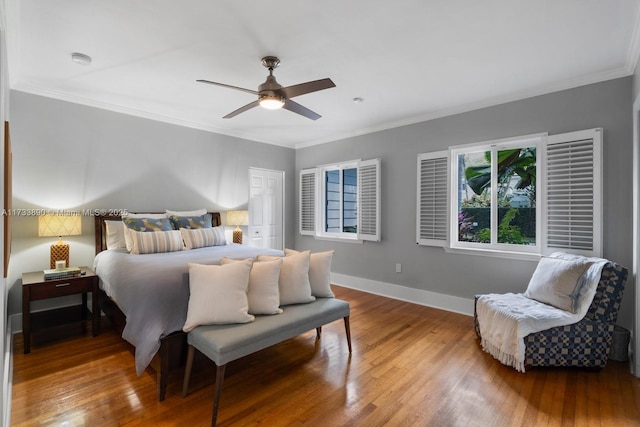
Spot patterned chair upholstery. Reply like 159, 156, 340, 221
474, 261, 628, 368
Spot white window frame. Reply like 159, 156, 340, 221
300, 158, 381, 242
417, 128, 602, 260
450, 133, 543, 255
319, 160, 359, 240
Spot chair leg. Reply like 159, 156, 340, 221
182, 345, 195, 397
316, 326, 322, 338
212, 364, 227, 427
344, 316, 352, 353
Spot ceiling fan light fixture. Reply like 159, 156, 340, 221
259, 95, 285, 110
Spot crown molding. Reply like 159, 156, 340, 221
11, 65, 632, 152
11, 83, 295, 149
294, 67, 632, 149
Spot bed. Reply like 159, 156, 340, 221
93, 213, 283, 400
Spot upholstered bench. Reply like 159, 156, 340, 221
182, 297, 352, 426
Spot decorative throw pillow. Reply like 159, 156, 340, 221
285, 248, 335, 297
221, 257, 283, 315
122, 217, 174, 251
169, 214, 213, 229
105, 220, 126, 250
122, 216, 173, 232
128, 229, 184, 255
165, 208, 207, 217
183, 260, 254, 332
180, 226, 227, 250
524, 256, 593, 313
257, 251, 315, 306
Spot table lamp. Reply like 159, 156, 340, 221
38, 214, 82, 269
226, 210, 249, 244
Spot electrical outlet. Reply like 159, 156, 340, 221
395, 263, 402, 273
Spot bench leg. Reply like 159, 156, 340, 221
316, 326, 322, 338
344, 316, 353, 353
212, 364, 227, 427
182, 345, 195, 397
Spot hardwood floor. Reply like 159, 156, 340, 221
11, 286, 640, 426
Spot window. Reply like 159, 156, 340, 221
451, 134, 541, 253
325, 165, 358, 234
300, 158, 381, 241
417, 128, 602, 258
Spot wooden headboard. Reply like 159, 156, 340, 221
94, 212, 222, 254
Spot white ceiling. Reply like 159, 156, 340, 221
5, 0, 640, 148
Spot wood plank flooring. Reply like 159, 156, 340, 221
11, 286, 640, 426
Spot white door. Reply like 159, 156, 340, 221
248, 168, 284, 250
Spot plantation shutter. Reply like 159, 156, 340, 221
357, 158, 381, 241
299, 168, 318, 236
417, 151, 449, 247
543, 128, 602, 257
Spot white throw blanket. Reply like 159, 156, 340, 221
476, 253, 608, 372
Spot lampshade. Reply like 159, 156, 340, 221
38, 214, 82, 237
225, 210, 249, 227
259, 95, 284, 110
38, 214, 82, 269
226, 210, 249, 244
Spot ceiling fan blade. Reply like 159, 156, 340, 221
197, 79, 258, 95
223, 100, 260, 119
282, 99, 321, 120
281, 78, 335, 99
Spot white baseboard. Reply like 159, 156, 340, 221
330, 273, 475, 316
3, 312, 12, 427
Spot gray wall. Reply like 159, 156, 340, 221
7, 91, 296, 316
295, 77, 635, 330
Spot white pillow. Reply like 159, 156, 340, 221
183, 260, 254, 332
105, 220, 126, 250
524, 256, 593, 313
166, 208, 207, 216
128, 229, 184, 255
221, 257, 283, 315
180, 227, 227, 249
257, 251, 315, 305
123, 213, 168, 219
285, 249, 335, 297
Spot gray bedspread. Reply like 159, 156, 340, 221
93, 244, 283, 374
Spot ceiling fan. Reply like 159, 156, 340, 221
197, 56, 335, 120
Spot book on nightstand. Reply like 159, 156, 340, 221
43, 267, 82, 280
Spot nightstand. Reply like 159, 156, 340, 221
22, 266, 100, 354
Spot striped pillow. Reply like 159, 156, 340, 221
180, 226, 227, 250
129, 229, 184, 254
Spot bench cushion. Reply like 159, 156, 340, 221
188, 297, 350, 366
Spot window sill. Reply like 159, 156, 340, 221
312, 235, 364, 244
444, 246, 541, 262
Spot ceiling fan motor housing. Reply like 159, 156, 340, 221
259, 74, 285, 104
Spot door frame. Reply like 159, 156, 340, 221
633, 94, 640, 377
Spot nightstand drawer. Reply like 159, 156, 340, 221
29, 277, 94, 300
